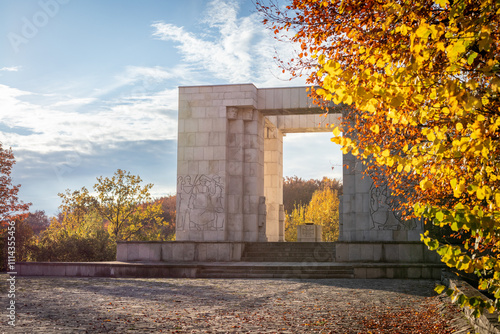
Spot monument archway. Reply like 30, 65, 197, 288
176, 84, 423, 243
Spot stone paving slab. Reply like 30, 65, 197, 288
0, 274, 472, 333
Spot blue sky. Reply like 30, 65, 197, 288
0, 0, 342, 216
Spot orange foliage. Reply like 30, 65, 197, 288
0, 143, 30, 225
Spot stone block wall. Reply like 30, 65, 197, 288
117, 241, 245, 262
334, 242, 441, 263
226, 106, 265, 242
340, 152, 424, 242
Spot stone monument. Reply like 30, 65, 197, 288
116, 83, 429, 265
18, 84, 439, 279
176, 83, 423, 246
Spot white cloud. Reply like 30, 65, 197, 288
0, 84, 178, 157
108, 64, 196, 95
50, 97, 97, 108
116, 88, 178, 112
0, 66, 21, 72
152, 0, 303, 86
125, 66, 174, 81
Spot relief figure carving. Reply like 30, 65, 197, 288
369, 182, 418, 230
177, 174, 224, 231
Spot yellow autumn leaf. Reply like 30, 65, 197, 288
434, 0, 449, 8
477, 186, 486, 200
364, 103, 377, 113
324, 60, 342, 75
450, 178, 457, 188
495, 193, 500, 207
332, 127, 341, 137
420, 178, 433, 190
426, 131, 436, 141
344, 94, 354, 105
415, 21, 430, 39
399, 24, 409, 36
390, 95, 404, 108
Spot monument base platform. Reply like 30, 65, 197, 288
16, 261, 444, 279
116, 241, 441, 264
16, 241, 444, 279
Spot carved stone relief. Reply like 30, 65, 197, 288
177, 174, 224, 231
369, 182, 418, 231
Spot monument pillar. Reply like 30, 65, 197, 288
226, 107, 265, 242
263, 121, 284, 241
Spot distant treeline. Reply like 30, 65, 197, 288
283, 176, 342, 242
1, 175, 343, 268
0, 196, 176, 271
283, 176, 342, 213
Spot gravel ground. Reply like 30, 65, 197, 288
0, 274, 472, 333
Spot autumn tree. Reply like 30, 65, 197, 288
33, 213, 115, 262
24, 210, 50, 235
28, 171, 171, 262
3, 210, 52, 267
284, 180, 340, 242
283, 176, 342, 214
58, 188, 92, 230
0, 143, 30, 223
154, 195, 176, 241
84, 169, 166, 241
259, 0, 500, 316
285, 204, 305, 242
30, 190, 115, 262
0, 144, 31, 269
306, 188, 339, 241
0, 216, 34, 271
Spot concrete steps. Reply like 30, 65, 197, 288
197, 263, 354, 279
241, 242, 336, 262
